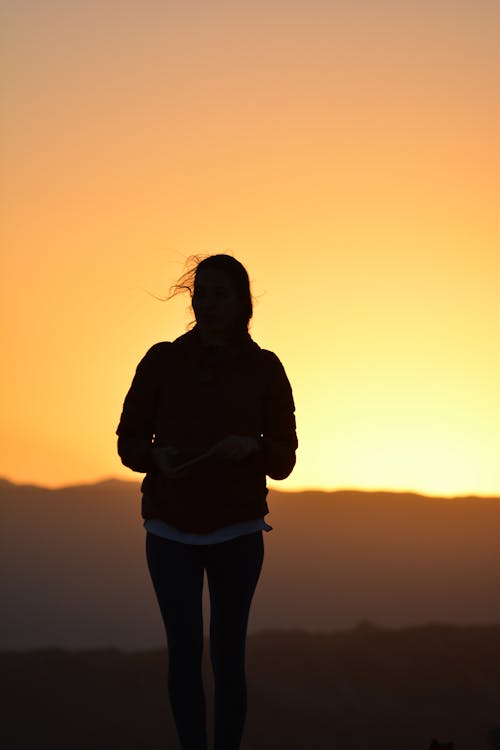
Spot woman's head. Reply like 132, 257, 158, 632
171, 254, 253, 338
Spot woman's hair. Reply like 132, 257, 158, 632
169, 254, 253, 331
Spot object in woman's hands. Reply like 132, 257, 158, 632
153, 436, 259, 477
208, 435, 260, 461
153, 444, 215, 477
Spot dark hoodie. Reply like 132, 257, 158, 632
116, 327, 297, 533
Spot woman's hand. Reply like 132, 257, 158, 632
208, 435, 260, 461
152, 445, 182, 477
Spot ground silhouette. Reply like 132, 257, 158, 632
2, 624, 499, 749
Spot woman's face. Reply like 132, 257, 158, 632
192, 267, 244, 338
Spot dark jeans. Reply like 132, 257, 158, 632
146, 530, 264, 750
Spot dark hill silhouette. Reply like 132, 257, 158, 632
2, 625, 499, 749
2, 477, 500, 649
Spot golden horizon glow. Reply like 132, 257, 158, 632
2, 0, 500, 496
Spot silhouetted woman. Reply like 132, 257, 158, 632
116, 254, 297, 750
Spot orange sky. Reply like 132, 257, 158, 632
2, 0, 499, 495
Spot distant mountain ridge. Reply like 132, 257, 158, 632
2, 477, 500, 649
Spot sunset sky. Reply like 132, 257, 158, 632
2, 0, 499, 495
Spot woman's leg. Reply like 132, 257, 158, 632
206, 532, 264, 750
146, 532, 207, 750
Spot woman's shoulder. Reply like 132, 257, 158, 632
253, 346, 291, 381
256, 348, 294, 400
142, 340, 173, 359
257, 346, 284, 367
139, 330, 198, 366
136, 341, 174, 372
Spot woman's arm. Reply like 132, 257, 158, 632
261, 351, 298, 480
116, 343, 167, 473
